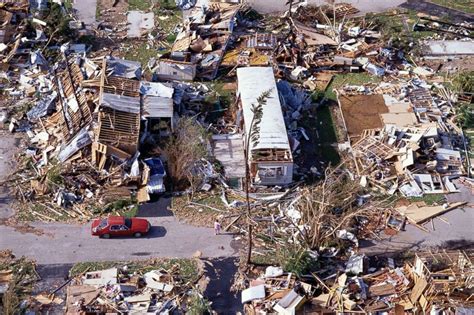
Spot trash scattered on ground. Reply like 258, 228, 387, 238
237, 249, 473, 313
62, 259, 207, 314
0, 0, 473, 312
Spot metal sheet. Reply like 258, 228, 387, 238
101, 93, 141, 114
237, 67, 291, 152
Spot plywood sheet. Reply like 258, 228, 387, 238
338, 94, 388, 139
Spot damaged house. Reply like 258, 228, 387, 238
336, 82, 466, 197
237, 67, 293, 186
93, 75, 141, 170
140, 81, 175, 137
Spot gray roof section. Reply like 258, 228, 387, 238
237, 67, 290, 152
101, 93, 141, 114
142, 96, 174, 118
425, 40, 474, 56
107, 58, 142, 79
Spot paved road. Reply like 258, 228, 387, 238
361, 180, 474, 256
0, 133, 18, 219
0, 214, 237, 264
0, 133, 237, 264
400, 0, 474, 23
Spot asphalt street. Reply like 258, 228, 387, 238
0, 215, 237, 264
0, 132, 237, 264
361, 180, 474, 255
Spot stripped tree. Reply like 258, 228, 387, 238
165, 117, 208, 191
245, 89, 272, 265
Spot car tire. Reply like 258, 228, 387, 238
101, 234, 111, 239
134, 232, 142, 238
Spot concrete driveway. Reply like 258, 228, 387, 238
361, 181, 474, 256
0, 215, 237, 264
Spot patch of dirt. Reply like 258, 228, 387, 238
0, 217, 53, 237
338, 94, 388, 139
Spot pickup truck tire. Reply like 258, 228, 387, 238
134, 232, 142, 238
101, 234, 111, 239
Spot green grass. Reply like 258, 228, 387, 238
124, 42, 160, 68
93, 198, 138, 217
429, 0, 474, 14
96, 3, 101, 19
298, 105, 341, 166
408, 194, 446, 205
69, 258, 199, 283
465, 129, 474, 158
316, 106, 340, 165
46, 164, 65, 187
364, 10, 436, 51
128, 0, 153, 11
129, 0, 177, 11
325, 73, 382, 101
64, 0, 73, 11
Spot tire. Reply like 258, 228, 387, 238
101, 234, 111, 239
134, 232, 142, 238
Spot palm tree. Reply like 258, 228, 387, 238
245, 89, 272, 265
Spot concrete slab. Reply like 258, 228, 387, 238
127, 11, 155, 38
73, 0, 97, 27
362, 181, 474, 256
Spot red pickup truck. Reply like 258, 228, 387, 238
91, 216, 151, 238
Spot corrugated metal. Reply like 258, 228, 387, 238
142, 96, 173, 118
101, 93, 141, 114
107, 58, 142, 79
156, 60, 196, 81
237, 67, 290, 151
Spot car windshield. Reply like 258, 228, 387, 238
97, 219, 108, 230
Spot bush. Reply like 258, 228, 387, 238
277, 246, 316, 277
187, 292, 211, 315
164, 117, 208, 190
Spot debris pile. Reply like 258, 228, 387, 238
4, 51, 177, 221
239, 250, 474, 313
0, 250, 39, 314
156, 2, 241, 81
336, 80, 468, 198
65, 260, 205, 314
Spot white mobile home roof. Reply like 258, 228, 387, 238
237, 67, 290, 152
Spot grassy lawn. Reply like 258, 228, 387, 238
429, 0, 474, 14
69, 258, 200, 282
408, 194, 446, 205
363, 10, 436, 51
465, 129, 474, 158
128, 0, 154, 11
325, 72, 382, 101
299, 105, 341, 166
316, 106, 340, 165
124, 42, 161, 67
171, 194, 226, 227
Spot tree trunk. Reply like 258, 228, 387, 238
245, 119, 255, 265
